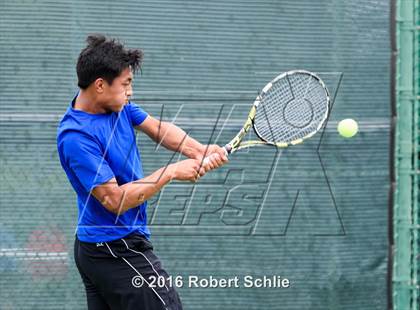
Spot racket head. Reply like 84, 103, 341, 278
252, 70, 330, 147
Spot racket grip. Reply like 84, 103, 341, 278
202, 145, 230, 165
224, 144, 232, 154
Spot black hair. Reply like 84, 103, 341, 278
76, 34, 143, 89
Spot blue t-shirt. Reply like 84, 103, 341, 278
57, 96, 150, 243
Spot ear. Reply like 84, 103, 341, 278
94, 78, 105, 94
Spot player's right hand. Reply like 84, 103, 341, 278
201, 152, 228, 171
168, 159, 206, 182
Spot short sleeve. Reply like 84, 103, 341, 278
127, 102, 149, 126
61, 132, 115, 192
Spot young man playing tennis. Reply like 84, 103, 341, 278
57, 34, 227, 310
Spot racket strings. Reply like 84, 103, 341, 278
254, 72, 328, 143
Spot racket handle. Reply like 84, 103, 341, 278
224, 144, 232, 154
202, 144, 231, 165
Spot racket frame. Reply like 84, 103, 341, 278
225, 69, 330, 154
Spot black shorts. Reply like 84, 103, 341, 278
74, 232, 183, 310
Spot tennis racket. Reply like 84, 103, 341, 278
204, 70, 330, 163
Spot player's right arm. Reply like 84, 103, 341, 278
60, 131, 207, 216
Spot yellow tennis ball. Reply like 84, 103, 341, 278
337, 119, 358, 138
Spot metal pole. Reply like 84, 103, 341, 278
393, 0, 416, 309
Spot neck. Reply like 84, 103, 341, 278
74, 90, 107, 114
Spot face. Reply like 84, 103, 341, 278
97, 67, 133, 113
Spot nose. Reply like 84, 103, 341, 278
126, 85, 133, 98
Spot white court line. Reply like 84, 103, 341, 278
0, 248, 68, 261
0, 113, 390, 129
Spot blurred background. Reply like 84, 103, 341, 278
0, 0, 418, 309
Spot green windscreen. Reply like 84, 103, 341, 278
0, 1, 390, 309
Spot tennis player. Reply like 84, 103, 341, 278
57, 34, 227, 310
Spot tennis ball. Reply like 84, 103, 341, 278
337, 119, 358, 138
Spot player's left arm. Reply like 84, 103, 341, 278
135, 115, 227, 168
